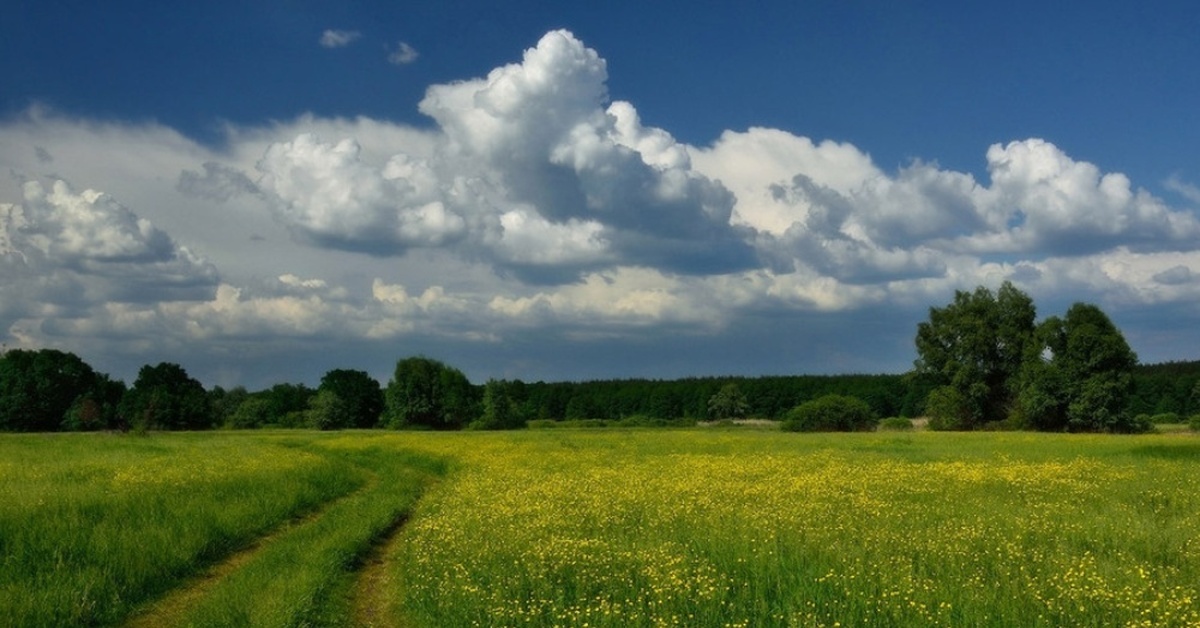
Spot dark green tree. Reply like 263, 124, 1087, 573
227, 395, 272, 429
209, 385, 250, 428
383, 356, 475, 430
317, 369, 383, 429
914, 282, 1036, 428
262, 383, 314, 426
62, 373, 126, 431
0, 348, 110, 432
119, 363, 211, 430
471, 379, 527, 430
707, 383, 750, 420
1018, 303, 1142, 432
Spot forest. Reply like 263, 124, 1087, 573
2, 283, 1198, 433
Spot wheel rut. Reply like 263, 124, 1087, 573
123, 468, 379, 628
349, 513, 412, 628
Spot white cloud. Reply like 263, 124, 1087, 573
387, 41, 419, 65
319, 29, 361, 49
3, 30, 1200, 382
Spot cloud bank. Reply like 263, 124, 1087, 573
2, 29, 1199, 385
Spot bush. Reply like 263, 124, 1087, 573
782, 395, 877, 432
1150, 412, 1181, 425
1189, 415, 1200, 431
877, 417, 913, 432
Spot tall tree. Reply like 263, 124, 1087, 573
471, 379, 526, 430
0, 348, 109, 431
120, 363, 211, 430
914, 282, 1036, 427
707, 383, 750, 420
317, 369, 384, 429
383, 356, 474, 430
1019, 303, 1141, 432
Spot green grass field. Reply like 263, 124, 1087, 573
2, 429, 1199, 626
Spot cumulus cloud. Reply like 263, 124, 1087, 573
319, 29, 361, 49
387, 41, 419, 65
4, 29, 1200, 382
0, 178, 218, 342
254, 30, 756, 279
256, 134, 466, 253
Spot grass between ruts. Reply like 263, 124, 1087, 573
0, 431, 444, 627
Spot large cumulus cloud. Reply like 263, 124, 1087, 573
254, 29, 757, 281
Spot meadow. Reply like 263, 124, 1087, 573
2, 429, 1199, 626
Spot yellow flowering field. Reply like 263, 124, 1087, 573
388, 430, 1200, 627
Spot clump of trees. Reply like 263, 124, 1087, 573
915, 281, 1144, 432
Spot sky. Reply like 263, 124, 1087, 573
2, 1, 1199, 389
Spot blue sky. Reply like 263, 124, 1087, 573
2, 1, 1199, 388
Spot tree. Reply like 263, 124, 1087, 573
1018, 303, 1142, 432
471, 379, 526, 430
119, 363, 211, 430
209, 386, 250, 428
227, 395, 272, 429
383, 356, 475, 430
707, 383, 750, 420
317, 369, 383, 429
914, 282, 1036, 428
0, 348, 111, 432
782, 394, 877, 432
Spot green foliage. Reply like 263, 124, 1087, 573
1149, 412, 1180, 424
914, 282, 1036, 427
1190, 414, 1200, 431
383, 356, 476, 430
781, 394, 877, 432
471, 379, 527, 430
1018, 303, 1141, 432
305, 389, 347, 430
317, 369, 383, 428
707, 383, 750, 420
877, 417, 914, 431
227, 396, 271, 429
0, 348, 119, 431
119, 362, 211, 430
924, 386, 970, 431
208, 386, 249, 428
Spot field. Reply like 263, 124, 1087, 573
2, 429, 1199, 626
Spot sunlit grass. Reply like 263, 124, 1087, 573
390, 430, 1200, 627
0, 432, 365, 627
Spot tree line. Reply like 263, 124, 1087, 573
2, 283, 1198, 433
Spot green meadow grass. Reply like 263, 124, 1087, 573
2, 429, 1199, 627
388, 430, 1200, 627
0, 431, 441, 627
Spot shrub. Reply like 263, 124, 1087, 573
1189, 414, 1200, 431
877, 417, 913, 432
925, 386, 969, 431
1150, 412, 1181, 425
782, 395, 877, 432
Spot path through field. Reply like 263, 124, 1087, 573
123, 510, 326, 628
121, 441, 440, 627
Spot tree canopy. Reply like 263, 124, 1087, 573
914, 281, 1036, 427
916, 283, 1142, 432
0, 348, 122, 431
119, 362, 211, 431
383, 356, 475, 430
